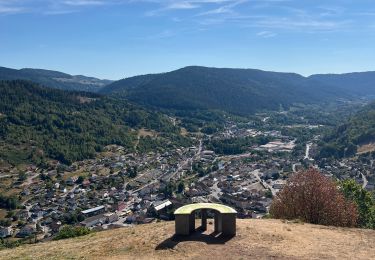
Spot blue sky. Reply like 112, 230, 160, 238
1, 0, 375, 79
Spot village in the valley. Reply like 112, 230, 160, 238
1, 111, 374, 241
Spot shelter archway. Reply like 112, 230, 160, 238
174, 203, 237, 236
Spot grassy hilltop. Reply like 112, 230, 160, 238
1, 219, 375, 260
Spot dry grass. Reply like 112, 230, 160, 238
62, 170, 89, 181
138, 128, 157, 138
357, 143, 375, 154
180, 127, 188, 136
0, 177, 22, 197
1, 219, 375, 260
0, 209, 7, 219
76, 96, 96, 104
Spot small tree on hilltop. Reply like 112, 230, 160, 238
340, 179, 375, 229
270, 168, 358, 227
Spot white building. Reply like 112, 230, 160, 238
0, 226, 13, 238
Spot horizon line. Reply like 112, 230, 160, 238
1, 64, 374, 81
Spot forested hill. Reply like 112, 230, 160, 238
319, 101, 375, 158
3, 65, 374, 116
0, 66, 112, 92
0, 80, 186, 166
309, 72, 375, 96
100, 66, 346, 115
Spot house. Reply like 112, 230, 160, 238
80, 214, 106, 227
49, 221, 62, 233
66, 177, 78, 186
182, 161, 192, 171
16, 210, 29, 220
202, 150, 215, 156
82, 180, 91, 188
272, 180, 286, 190
81, 205, 105, 217
0, 226, 13, 238
21, 189, 30, 196
30, 204, 41, 213
153, 200, 172, 212
152, 199, 173, 220
31, 210, 45, 219
16, 225, 36, 238
261, 169, 279, 180
104, 212, 119, 223
47, 170, 57, 177
115, 201, 126, 212
124, 215, 135, 224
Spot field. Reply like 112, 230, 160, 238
0, 209, 7, 219
357, 143, 375, 154
1, 219, 375, 259
138, 128, 157, 138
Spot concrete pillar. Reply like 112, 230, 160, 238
221, 213, 236, 236
201, 209, 207, 231
175, 215, 190, 235
214, 212, 222, 233
189, 212, 195, 233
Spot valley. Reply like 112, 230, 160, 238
1, 87, 373, 243
2, 1, 375, 258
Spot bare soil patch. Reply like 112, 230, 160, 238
357, 143, 375, 154
138, 128, 157, 138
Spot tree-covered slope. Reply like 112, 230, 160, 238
0, 80, 186, 166
101, 66, 345, 115
309, 72, 375, 96
0, 66, 112, 92
318, 101, 375, 158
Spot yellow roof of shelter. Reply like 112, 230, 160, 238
174, 203, 237, 215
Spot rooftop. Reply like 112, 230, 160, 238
154, 200, 172, 211
174, 203, 237, 215
81, 205, 105, 214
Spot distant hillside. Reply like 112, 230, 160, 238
309, 72, 375, 96
101, 66, 348, 115
1, 219, 374, 259
0, 66, 112, 92
0, 80, 186, 166
319, 101, 375, 158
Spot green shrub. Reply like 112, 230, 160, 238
340, 179, 375, 229
54, 225, 91, 240
0, 239, 22, 250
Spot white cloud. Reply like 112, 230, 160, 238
0, 6, 23, 14
0, 0, 368, 34
0, 0, 115, 15
144, 0, 239, 16
0, 0, 25, 14
257, 30, 277, 38
197, 0, 247, 16
63, 0, 107, 6
252, 15, 352, 31
167, 2, 199, 10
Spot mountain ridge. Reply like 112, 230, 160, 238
0, 66, 113, 92
309, 71, 375, 96
100, 66, 352, 115
2, 65, 375, 115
